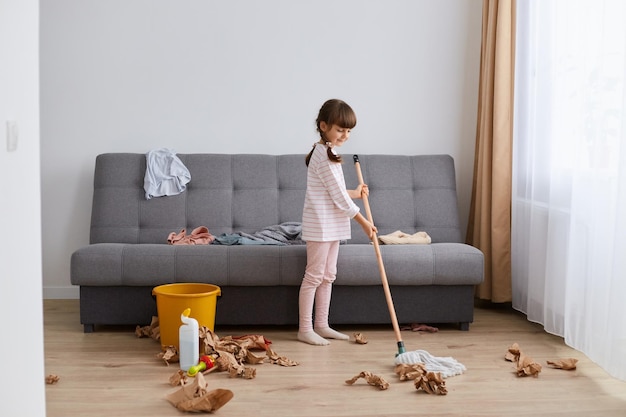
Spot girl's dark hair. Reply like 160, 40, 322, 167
306, 99, 357, 166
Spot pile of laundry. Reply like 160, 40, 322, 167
167, 222, 304, 246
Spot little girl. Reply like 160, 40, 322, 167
298, 99, 377, 346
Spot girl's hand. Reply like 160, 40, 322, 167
354, 213, 377, 240
360, 183, 370, 198
350, 184, 370, 199
362, 221, 378, 240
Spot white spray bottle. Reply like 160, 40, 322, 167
179, 308, 199, 372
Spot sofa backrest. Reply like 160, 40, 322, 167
89, 153, 463, 245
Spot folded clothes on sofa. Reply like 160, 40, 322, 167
378, 230, 432, 245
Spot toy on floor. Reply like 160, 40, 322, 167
187, 355, 216, 377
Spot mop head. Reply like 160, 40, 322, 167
394, 349, 466, 378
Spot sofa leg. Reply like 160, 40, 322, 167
459, 322, 470, 331
83, 324, 95, 333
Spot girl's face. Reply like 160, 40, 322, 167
320, 122, 351, 147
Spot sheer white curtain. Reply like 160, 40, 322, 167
513, 0, 626, 381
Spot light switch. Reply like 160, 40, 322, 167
6, 120, 18, 152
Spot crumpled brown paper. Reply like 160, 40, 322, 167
547, 358, 578, 370
156, 345, 179, 365
345, 371, 390, 390
228, 365, 257, 379
169, 370, 189, 386
394, 363, 447, 395
135, 316, 160, 340
166, 372, 233, 412
505, 343, 542, 377
199, 340, 247, 378
353, 333, 368, 344
230, 334, 272, 350
46, 374, 60, 384
414, 371, 447, 395
200, 328, 297, 375
395, 363, 428, 381
138, 317, 298, 378
266, 347, 299, 366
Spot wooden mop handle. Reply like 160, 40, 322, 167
353, 155, 374, 225
353, 155, 404, 348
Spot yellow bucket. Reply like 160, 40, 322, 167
152, 283, 221, 350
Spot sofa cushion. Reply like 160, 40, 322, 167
71, 241, 483, 287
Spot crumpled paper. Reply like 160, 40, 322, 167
156, 345, 179, 365
505, 343, 542, 377
414, 371, 447, 395
266, 347, 299, 366
394, 363, 447, 395
169, 370, 189, 386
547, 358, 579, 370
166, 372, 233, 412
395, 363, 428, 381
353, 333, 368, 344
46, 374, 60, 384
137, 318, 299, 378
135, 316, 160, 340
345, 371, 390, 390
230, 334, 272, 350
201, 330, 297, 379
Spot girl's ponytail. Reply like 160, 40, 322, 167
324, 142, 342, 163
305, 141, 342, 167
305, 145, 315, 166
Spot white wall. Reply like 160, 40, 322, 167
40, 0, 483, 298
0, 0, 47, 416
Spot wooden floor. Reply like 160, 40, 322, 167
44, 299, 626, 417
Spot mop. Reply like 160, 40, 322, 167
353, 155, 466, 378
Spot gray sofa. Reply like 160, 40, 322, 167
70, 153, 484, 333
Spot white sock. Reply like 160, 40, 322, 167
315, 327, 349, 340
298, 330, 330, 346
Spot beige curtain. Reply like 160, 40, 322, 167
466, 0, 516, 302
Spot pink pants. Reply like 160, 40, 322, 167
298, 240, 340, 332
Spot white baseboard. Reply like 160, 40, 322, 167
43, 286, 80, 299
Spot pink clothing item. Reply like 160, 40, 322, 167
167, 226, 215, 245
301, 144, 360, 242
298, 241, 340, 332
167, 229, 187, 244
